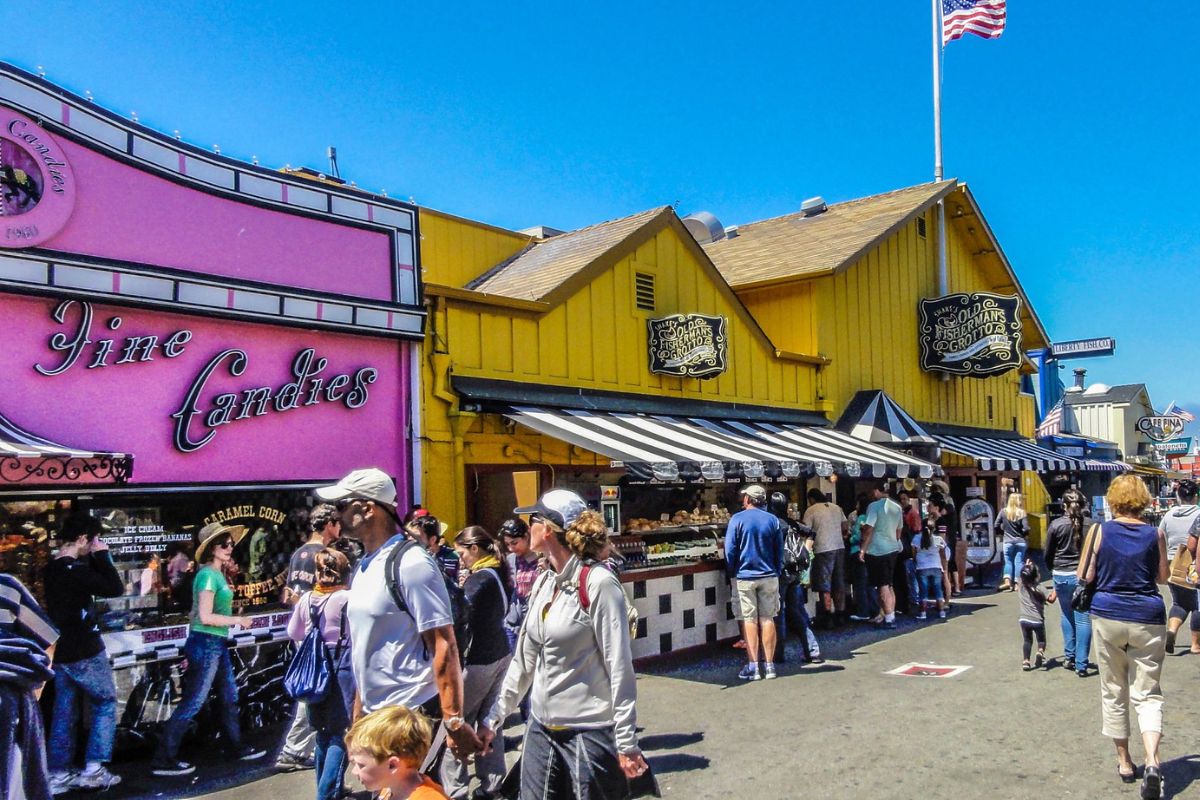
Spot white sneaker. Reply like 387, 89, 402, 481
916, 612, 927, 620
72, 766, 122, 790
938, 610, 947, 619
49, 772, 75, 796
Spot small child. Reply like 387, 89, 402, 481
344, 706, 448, 800
912, 518, 948, 621
1017, 560, 1049, 671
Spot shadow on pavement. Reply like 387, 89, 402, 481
639, 731, 704, 750
1163, 754, 1200, 798
646, 752, 710, 775
639, 593, 998, 687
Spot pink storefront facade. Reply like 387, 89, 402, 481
0, 63, 423, 740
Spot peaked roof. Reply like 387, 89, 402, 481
1062, 384, 1149, 406
703, 181, 957, 287
466, 206, 670, 302
834, 390, 936, 445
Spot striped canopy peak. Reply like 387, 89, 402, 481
835, 390, 937, 446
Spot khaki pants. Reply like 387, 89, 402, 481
1092, 616, 1166, 739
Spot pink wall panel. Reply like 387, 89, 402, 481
42, 141, 396, 300
3, 293, 410, 503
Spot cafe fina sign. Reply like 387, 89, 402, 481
647, 314, 728, 379
918, 292, 1023, 378
33, 299, 378, 453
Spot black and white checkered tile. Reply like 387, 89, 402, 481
628, 567, 738, 659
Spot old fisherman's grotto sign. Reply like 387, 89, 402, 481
918, 292, 1023, 378
647, 314, 728, 379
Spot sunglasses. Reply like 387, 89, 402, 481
336, 495, 400, 523
529, 513, 561, 531
216, 540, 233, 550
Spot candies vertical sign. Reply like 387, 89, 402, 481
0, 108, 75, 247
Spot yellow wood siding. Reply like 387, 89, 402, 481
738, 207, 1030, 432
419, 210, 532, 289
420, 225, 823, 527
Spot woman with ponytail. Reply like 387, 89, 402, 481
444, 526, 511, 799
1044, 488, 1094, 676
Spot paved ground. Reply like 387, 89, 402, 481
79, 586, 1200, 800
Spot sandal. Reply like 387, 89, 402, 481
1034, 651, 1045, 669
1022, 660, 1032, 671
732, 639, 747, 650
1141, 764, 1162, 799
1117, 763, 1137, 784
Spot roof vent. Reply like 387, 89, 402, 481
682, 211, 725, 244
518, 225, 566, 240
724, 225, 739, 239
800, 196, 828, 217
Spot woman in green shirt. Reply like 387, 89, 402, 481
152, 523, 267, 777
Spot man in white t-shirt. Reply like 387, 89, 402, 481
316, 468, 481, 759
803, 488, 849, 627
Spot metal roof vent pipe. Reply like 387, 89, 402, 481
682, 211, 725, 244
800, 196, 828, 217
1066, 368, 1086, 393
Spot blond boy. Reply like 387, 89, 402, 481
345, 707, 449, 800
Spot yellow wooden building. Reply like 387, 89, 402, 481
702, 180, 1060, 538
415, 204, 911, 531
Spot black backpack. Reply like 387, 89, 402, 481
384, 539, 472, 665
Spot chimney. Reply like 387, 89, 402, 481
1066, 368, 1086, 393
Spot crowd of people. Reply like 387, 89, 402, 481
5, 470, 1195, 800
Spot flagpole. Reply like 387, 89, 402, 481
932, 0, 948, 298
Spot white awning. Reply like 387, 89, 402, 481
0, 411, 133, 484
506, 406, 936, 481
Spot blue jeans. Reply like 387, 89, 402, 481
313, 729, 347, 800
904, 559, 922, 606
154, 631, 242, 761
48, 651, 117, 769
1052, 574, 1092, 672
917, 568, 944, 604
1002, 541, 1028, 583
783, 582, 820, 658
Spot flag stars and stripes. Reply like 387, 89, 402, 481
942, 0, 1007, 45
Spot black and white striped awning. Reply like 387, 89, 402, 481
506, 406, 936, 481
835, 390, 937, 445
933, 434, 1081, 472
1077, 458, 1132, 473
0, 411, 133, 484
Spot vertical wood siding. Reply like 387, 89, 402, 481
419, 210, 532, 289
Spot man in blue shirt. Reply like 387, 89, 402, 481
725, 484, 785, 681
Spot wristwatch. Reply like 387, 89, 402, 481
445, 715, 466, 732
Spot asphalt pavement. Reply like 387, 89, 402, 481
75, 585, 1200, 800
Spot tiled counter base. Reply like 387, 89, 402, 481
621, 561, 739, 661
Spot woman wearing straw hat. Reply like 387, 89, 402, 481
151, 523, 267, 777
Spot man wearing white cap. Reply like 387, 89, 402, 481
316, 468, 481, 760
725, 484, 786, 681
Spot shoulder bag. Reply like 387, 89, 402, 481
1071, 523, 1101, 613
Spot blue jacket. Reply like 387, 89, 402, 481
725, 506, 785, 579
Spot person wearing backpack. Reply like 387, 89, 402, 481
442, 526, 511, 800
286, 549, 354, 800
478, 489, 647, 799
316, 469, 482, 763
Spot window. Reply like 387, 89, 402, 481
987, 395, 994, 420
917, 216, 927, 238
634, 272, 655, 311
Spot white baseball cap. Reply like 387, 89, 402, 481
315, 468, 398, 508
514, 489, 588, 531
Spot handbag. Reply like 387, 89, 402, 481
283, 597, 335, 702
1071, 523, 1101, 613
1168, 545, 1198, 589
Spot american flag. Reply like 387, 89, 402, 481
943, 0, 1007, 45
1036, 398, 1065, 438
1165, 401, 1197, 423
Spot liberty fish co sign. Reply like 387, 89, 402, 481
918, 292, 1023, 378
647, 313, 728, 379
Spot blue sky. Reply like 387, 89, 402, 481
5, 2, 1198, 435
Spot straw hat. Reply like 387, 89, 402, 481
195, 522, 241, 564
